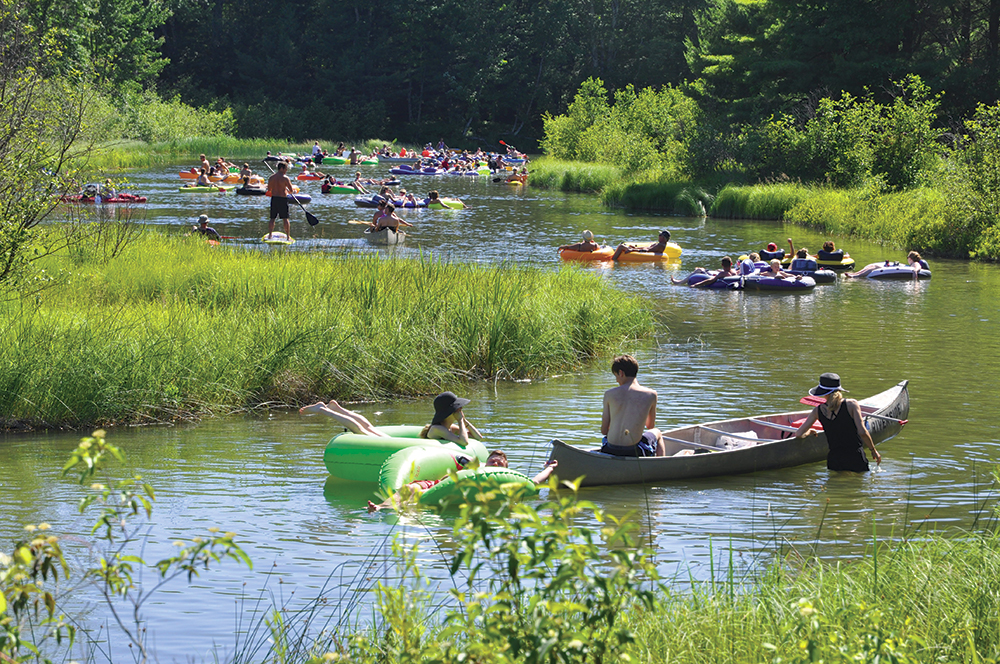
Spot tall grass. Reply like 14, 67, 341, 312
709, 182, 818, 220
527, 157, 624, 193
785, 186, 977, 256
628, 531, 1000, 662
85, 137, 413, 171
0, 235, 653, 428
602, 179, 713, 215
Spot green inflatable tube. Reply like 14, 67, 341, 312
418, 467, 538, 508
378, 446, 470, 493
323, 425, 488, 482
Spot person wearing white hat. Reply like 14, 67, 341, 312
558, 229, 599, 253
791, 373, 881, 471
191, 214, 221, 242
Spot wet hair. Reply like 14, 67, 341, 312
487, 450, 508, 467
823, 241, 835, 252
796, 248, 808, 258
611, 354, 639, 378
721, 256, 733, 269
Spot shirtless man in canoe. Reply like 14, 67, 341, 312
601, 355, 665, 457
612, 230, 670, 261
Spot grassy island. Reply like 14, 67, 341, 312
0, 235, 654, 430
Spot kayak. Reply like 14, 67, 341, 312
261, 232, 295, 245
324, 425, 488, 482
179, 185, 235, 193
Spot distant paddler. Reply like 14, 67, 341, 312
266, 161, 296, 240
612, 229, 672, 261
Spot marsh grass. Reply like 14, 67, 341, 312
0, 234, 653, 428
527, 157, 624, 193
603, 179, 713, 215
785, 186, 977, 256
710, 182, 818, 220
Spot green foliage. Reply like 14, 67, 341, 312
710, 183, 818, 220
348, 477, 659, 663
0, 234, 654, 429
527, 158, 624, 193
542, 78, 701, 177
603, 178, 713, 215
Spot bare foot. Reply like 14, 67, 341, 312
299, 402, 327, 415
367, 500, 380, 513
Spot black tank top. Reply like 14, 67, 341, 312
816, 401, 869, 472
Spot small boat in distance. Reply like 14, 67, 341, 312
549, 380, 909, 486
364, 227, 405, 245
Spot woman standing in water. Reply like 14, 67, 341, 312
792, 373, 881, 471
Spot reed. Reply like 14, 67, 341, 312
527, 157, 624, 193
602, 179, 713, 215
785, 186, 977, 256
0, 235, 653, 429
709, 182, 818, 220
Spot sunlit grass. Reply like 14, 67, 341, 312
528, 157, 624, 193
0, 234, 654, 428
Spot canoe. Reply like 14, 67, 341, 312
179, 185, 235, 193
262, 232, 295, 245
364, 227, 405, 245
325, 425, 488, 482
549, 380, 909, 486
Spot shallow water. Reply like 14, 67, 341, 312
2, 164, 999, 660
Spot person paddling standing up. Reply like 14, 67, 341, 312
601, 355, 665, 457
266, 162, 296, 240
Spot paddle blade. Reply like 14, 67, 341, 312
499, 139, 507, 146
800, 396, 825, 407
306, 210, 319, 226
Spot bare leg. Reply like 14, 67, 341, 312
612, 244, 630, 261
267, 217, 275, 239
649, 428, 666, 457
325, 400, 382, 435
283, 216, 291, 238
299, 402, 387, 436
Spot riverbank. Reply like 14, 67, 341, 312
0, 234, 654, 430
529, 159, 990, 259
85, 137, 414, 171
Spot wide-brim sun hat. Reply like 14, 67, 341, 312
431, 391, 471, 424
582, 230, 594, 241
198, 214, 209, 223
809, 372, 849, 396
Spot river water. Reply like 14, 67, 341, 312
2, 164, 999, 660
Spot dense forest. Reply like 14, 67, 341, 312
21, 0, 1000, 144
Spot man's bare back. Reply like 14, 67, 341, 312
600, 355, 665, 456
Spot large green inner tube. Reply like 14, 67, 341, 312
378, 446, 469, 493
323, 426, 488, 483
418, 467, 537, 507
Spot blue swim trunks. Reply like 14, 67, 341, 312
601, 432, 657, 457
